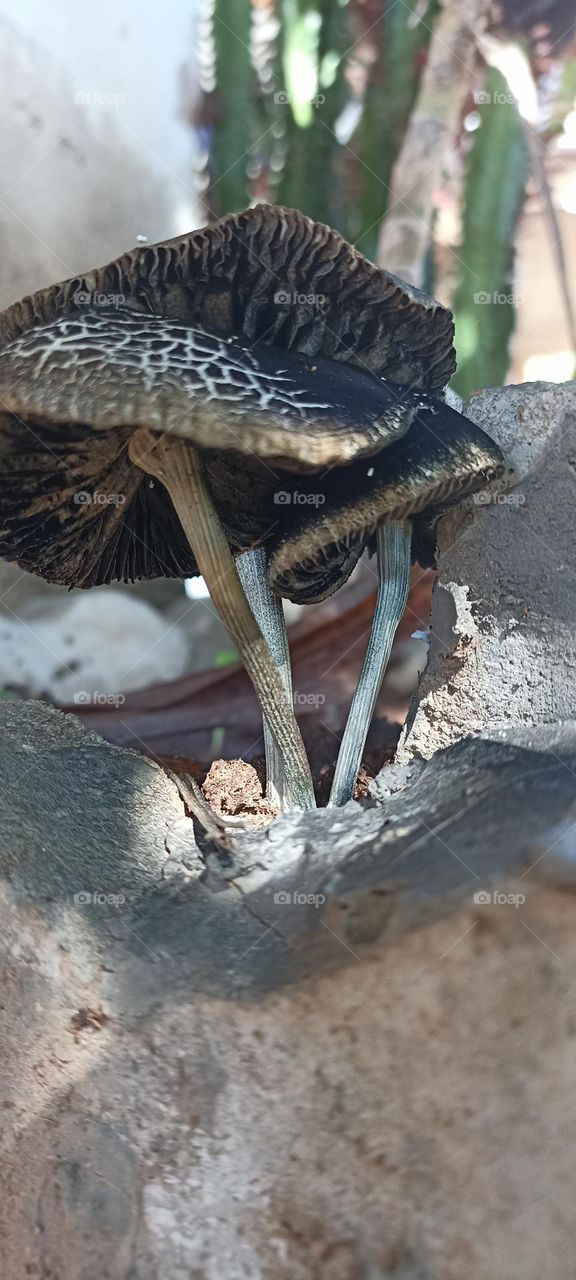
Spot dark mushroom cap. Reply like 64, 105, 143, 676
0, 205, 456, 587
0, 204, 455, 385
268, 402, 506, 604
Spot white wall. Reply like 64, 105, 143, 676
0, 0, 200, 306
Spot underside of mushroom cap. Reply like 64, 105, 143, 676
0, 409, 292, 586
268, 403, 506, 604
0, 414, 197, 586
0, 205, 455, 391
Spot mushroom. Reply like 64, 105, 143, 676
268, 401, 505, 806
0, 204, 456, 815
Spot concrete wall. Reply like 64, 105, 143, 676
0, 0, 200, 307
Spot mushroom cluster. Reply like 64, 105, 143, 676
0, 205, 504, 817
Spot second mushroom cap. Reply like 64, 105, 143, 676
268, 401, 506, 603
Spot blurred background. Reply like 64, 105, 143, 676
0, 0, 574, 768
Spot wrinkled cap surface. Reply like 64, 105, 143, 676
0, 309, 437, 469
268, 402, 506, 604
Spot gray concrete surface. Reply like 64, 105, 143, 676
1, 701, 576, 1278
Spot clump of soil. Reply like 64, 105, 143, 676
202, 758, 278, 827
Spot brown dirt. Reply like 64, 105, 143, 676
201, 757, 278, 826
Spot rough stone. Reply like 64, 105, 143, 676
397, 380, 576, 762
1, 702, 576, 1278
465, 380, 576, 485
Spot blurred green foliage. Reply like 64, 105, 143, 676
196, 1, 572, 394
452, 67, 529, 397
200, 0, 441, 248
345, 0, 440, 257
209, 0, 254, 214
274, 0, 350, 226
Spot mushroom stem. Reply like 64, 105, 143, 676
128, 429, 315, 811
236, 546, 293, 810
328, 520, 412, 808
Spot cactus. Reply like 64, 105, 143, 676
346, 0, 440, 257
451, 67, 529, 398
194, 0, 255, 217
273, 0, 350, 227
195, 1, 441, 240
